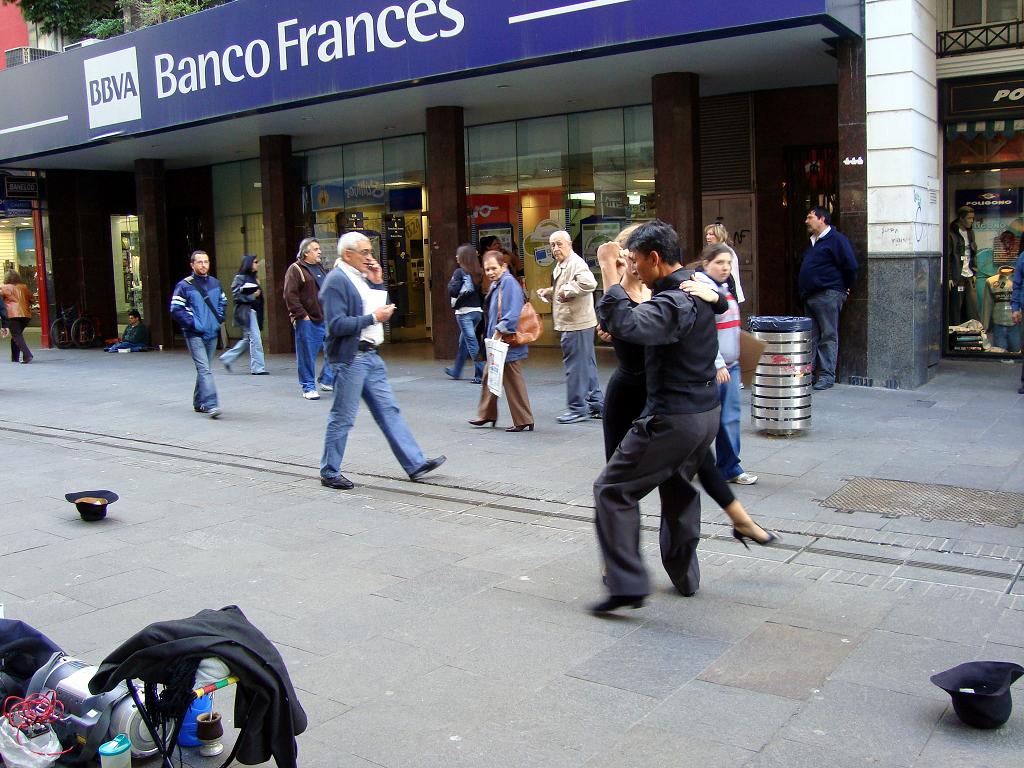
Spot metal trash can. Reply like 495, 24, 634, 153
748, 316, 812, 435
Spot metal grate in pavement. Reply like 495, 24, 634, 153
822, 477, 1024, 528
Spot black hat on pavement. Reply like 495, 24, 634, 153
930, 661, 1024, 729
65, 490, 119, 521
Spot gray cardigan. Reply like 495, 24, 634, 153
319, 268, 386, 364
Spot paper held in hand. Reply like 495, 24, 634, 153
485, 337, 509, 397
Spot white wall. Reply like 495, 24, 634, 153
866, 0, 943, 256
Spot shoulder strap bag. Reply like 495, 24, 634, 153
497, 282, 542, 347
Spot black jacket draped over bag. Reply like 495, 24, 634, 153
89, 605, 307, 768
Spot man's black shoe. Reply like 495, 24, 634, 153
409, 455, 446, 481
590, 594, 646, 614
320, 474, 354, 490
1018, 386, 1024, 395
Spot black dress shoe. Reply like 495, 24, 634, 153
320, 474, 354, 490
590, 594, 646, 613
409, 455, 446, 481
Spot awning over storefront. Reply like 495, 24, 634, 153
946, 120, 1024, 140
0, 0, 860, 168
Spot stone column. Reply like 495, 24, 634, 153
863, 0, 941, 388
837, 38, 869, 380
652, 73, 701, 258
135, 159, 172, 348
425, 106, 469, 360
260, 134, 301, 354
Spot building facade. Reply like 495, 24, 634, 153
936, 0, 1024, 360
2, 0, 1011, 389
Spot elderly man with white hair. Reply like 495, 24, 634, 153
536, 230, 604, 424
317, 231, 446, 489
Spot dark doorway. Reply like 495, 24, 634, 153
783, 145, 838, 313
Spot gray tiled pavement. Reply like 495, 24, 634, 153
1, 342, 1023, 766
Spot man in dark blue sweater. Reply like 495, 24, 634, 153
798, 207, 859, 391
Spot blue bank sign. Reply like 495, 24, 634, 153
0, 0, 860, 162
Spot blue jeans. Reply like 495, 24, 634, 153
715, 362, 744, 479
105, 342, 146, 352
560, 328, 604, 415
295, 319, 334, 392
221, 309, 266, 373
991, 324, 1022, 353
320, 350, 427, 478
184, 335, 218, 410
450, 311, 483, 379
805, 289, 846, 385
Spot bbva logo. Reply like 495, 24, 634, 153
83, 47, 142, 129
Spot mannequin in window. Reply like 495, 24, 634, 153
948, 206, 979, 325
983, 266, 1021, 353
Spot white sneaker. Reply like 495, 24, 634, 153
319, 383, 334, 392
302, 390, 320, 400
728, 472, 758, 485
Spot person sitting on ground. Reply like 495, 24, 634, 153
105, 309, 151, 352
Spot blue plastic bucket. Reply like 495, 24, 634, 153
178, 695, 212, 747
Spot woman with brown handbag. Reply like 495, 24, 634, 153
1, 269, 34, 363
469, 251, 535, 432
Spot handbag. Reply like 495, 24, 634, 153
497, 285, 542, 347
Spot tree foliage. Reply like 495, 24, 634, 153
121, 1, 216, 31
3, 0, 119, 38
2, 0, 222, 40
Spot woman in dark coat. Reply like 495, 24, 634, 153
445, 244, 484, 383
219, 254, 267, 374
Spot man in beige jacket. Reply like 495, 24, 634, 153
537, 230, 604, 424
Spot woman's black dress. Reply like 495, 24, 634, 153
601, 296, 736, 509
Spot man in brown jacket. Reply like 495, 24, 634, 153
536, 230, 604, 423
283, 238, 335, 400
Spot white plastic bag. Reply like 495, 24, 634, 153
485, 338, 509, 397
0, 719, 61, 768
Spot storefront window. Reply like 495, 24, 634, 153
299, 135, 428, 341
465, 107, 654, 343
569, 109, 626, 270
467, 121, 519, 257
109, 215, 142, 323
467, 109, 654, 265
212, 159, 265, 334
517, 115, 567, 291
0, 215, 35, 295
945, 167, 1024, 355
625, 105, 656, 220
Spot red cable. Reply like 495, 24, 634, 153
2, 691, 75, 756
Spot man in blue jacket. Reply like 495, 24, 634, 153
798, 207, 859, 391
1011, 251, 1024, 394
170, 250, 227, 418
318, 231, 446, 489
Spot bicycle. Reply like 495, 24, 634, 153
50, 302, 100, 349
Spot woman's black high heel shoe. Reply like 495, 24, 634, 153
505, 424, 534, 432
732, 524, 782, 550
468, 418, 496, 427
